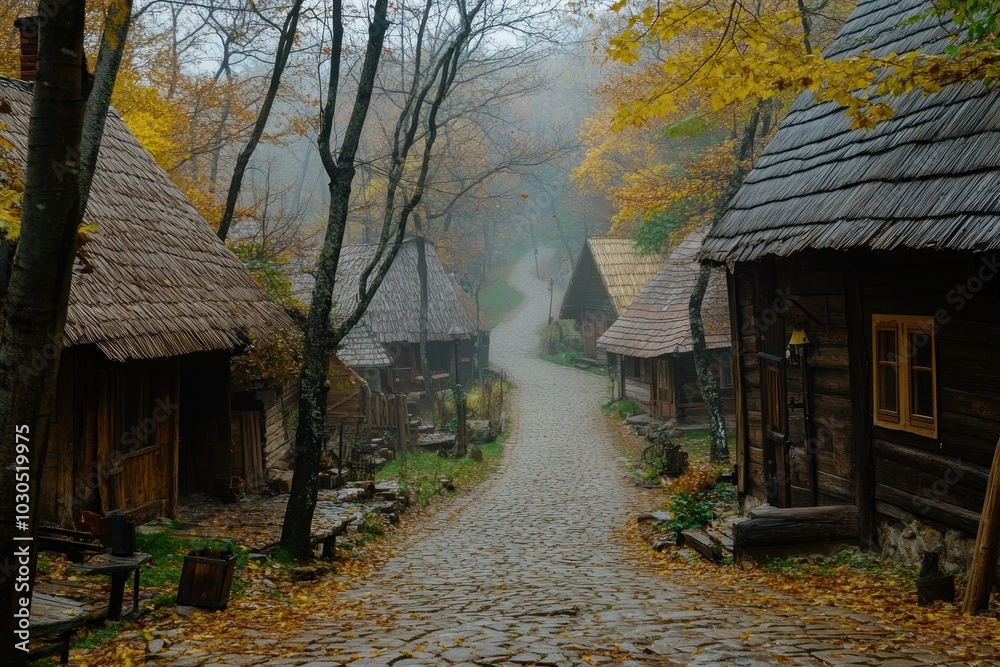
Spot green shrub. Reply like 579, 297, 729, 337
667, 492, 713, 533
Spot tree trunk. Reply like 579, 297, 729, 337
0, 4, 87, 663
280, 0, 390, 560
690, 262, 729, 462
416, 234, 435, 423
216, 0, 305, 242
79, 0, 133, 215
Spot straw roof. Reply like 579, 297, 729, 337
598, 231, 730, 358
335, 321, 393, 369
0, 76, 291, 361
703, 0, 1000, 264
331, 236, 476, 344
560, 237, 666, 318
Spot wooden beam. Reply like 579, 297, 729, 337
736, 505, 859, 555
844, 267, 877, 550
962, 438, 1000, 615
728, 268, 749, 494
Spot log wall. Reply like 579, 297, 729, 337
732, 251, 1000, 544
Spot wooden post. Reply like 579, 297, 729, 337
395, 393, 408, 463
962, 438, 1000, 615
457, 396, 467, 457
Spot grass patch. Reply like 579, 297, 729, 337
377, 439, 505, 506
604, 398, 642, 420
538, 350, 605, 376
72, 622, 121, 650
135, 532, 249, 596
476, 278, 524, 328
765, 547, 918, 580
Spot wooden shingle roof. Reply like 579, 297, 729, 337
703, 0, 1000, 263
331, 237, 476, 344
598, 231, 730, 358
0, 76, 292, 361
336, 321, 393, 369
560, 237, 666, 318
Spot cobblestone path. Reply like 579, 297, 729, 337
198, 251, 958, 667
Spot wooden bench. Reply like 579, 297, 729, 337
67, 552, 151, 621
311, 517, 355, 559
38, 525, 106, 563
29, 593, 90, 664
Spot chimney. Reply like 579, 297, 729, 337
13, 16, 39, 82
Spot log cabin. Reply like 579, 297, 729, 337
331, 236, 479, 393
0, 67, 291, 525
598, 230, 734, 422
235, 352, 376, 491
558, 237, 665, 364
702, 0, 1000, 565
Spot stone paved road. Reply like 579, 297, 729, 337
189, 251, 960, 667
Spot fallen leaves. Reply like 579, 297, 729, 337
626, 521, 1000, 660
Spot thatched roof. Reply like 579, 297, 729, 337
0, 76, 291, 361
331, 236, 476, 344
598, 231, 730, 358
336, 321, 393, 369
703, 0, 1000, 263
559, 237, 666, 318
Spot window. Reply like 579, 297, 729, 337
873, 315, 937, 437
624, 356, 644, 380
761, 356, 787, 442
717, 355, 734, 389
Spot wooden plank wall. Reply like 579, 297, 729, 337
734, 253, 1000, 539
860, 258, 999, 536
734, 269, 766, 500
734, 262, 855, 507
673, 352, 736, 420
39, 348, 180, 527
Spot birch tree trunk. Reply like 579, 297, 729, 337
688, 107, 763, 463
0, 4, 87, 662
689, 262, 729, 462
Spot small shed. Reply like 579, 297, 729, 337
704, 0, 1000, 561
558, 237, 665, 362
598, 230, 733, 421
0, 73, 291, 525
332, 236, 479, 391
335, 321, 394, 392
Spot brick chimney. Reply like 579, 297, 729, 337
13, 16, 39, 82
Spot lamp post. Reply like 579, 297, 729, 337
447, 324, 467, 456
547, 276, 554, 325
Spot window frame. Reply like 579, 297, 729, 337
872, 314, 937, 438
717, 354, 734, 389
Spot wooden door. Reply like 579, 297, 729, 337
583, 317, 598, 358
760, 355, 790, 507
653, 358, 676, 419
98, 361, 176, 521
231, 410, 265, 492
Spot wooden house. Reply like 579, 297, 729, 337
332, 236, 479, 392
703, 0, 1000, 559
558, 237, 665, 363
0, 73, 291, 525
598, 231, 734, 422
238, 353, 374, 491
